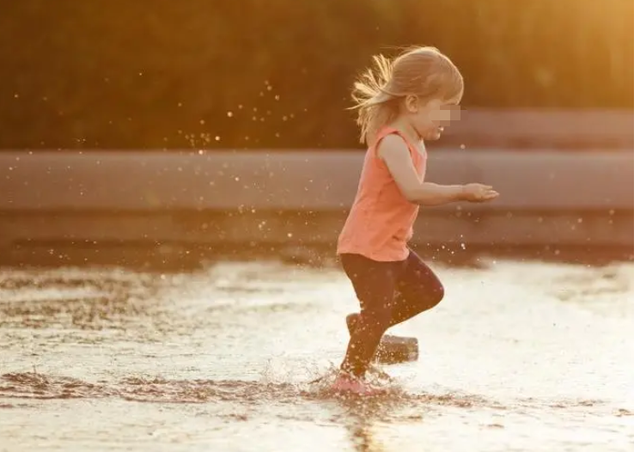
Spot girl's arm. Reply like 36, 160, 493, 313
377, 134, 498, 206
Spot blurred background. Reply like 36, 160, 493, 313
0, 0, 633, 149
0, 0, 634, 267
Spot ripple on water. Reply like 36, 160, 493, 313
0, 371, 629, 418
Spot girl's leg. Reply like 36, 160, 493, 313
390, 249, 445, 326
338, 253, 403, 378
346, 250, 444, 333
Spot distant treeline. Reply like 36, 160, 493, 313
0, 0, 633, 150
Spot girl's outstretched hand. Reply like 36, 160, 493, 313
462, 183, 500, 203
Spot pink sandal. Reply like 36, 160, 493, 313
330, 372, 386, 396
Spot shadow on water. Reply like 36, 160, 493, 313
0, 370, 627, 416
337, 399, 404, 452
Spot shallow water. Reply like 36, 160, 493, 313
0, 258, 633, 451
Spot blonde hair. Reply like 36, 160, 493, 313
351, 46, 464, 144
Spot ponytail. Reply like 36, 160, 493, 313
350, 54, 400, 145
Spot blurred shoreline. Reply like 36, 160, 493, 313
0, 242, 632, 272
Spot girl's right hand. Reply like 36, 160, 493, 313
462, 183, 500, 202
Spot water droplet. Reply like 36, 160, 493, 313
287, 232, 293, 238
577, 218, 583, 223
275, 95, 280, 101
460, 144, 466, 150
238, 104, 243, 110
198, 149, 205, 155
227, 111, 233, 117
234, 176, 240, 181
200, 119, 205, 125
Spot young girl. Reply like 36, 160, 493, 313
333, 46, 499, 395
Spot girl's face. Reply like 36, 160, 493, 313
406, 93, 462, 141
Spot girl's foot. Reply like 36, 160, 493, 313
330, 371, 385, 396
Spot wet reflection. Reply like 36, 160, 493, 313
0, 269, 163, 329
340, 399, 389, 452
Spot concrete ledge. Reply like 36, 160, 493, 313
0, 149, 633, 263
0, 149, 633, 211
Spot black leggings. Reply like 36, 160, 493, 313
339, 250, 445, 377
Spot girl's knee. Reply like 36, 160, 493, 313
425, 283, 445, 310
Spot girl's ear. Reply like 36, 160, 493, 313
404, 95, 419, 113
